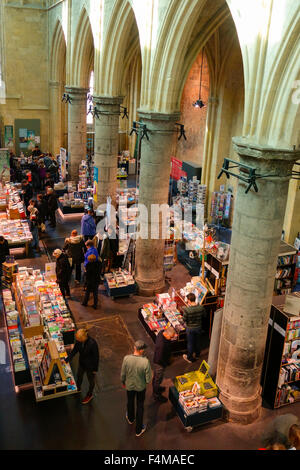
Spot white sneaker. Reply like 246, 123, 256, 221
136, 425, 146, 437
126, 413, 134, 425
183, 354, 193, 364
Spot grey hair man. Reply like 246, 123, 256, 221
121, 340, 152, 437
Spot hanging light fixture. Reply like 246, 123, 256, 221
193, 49, 205, 108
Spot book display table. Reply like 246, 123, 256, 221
4, 267, 77, 401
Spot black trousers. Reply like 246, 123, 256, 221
77, 365, 96, 395
49, 210, 56, 227
84, 235, 94, 242
72, 262, 82, 282
152, 363, 165, 398
58, 281, 70, 298
83, 285, 99, 307
127, 389, 146, 435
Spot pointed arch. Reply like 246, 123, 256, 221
143, 1, 231, 113
70, 7, 94, 88
50, 19, 66, 82
98, 0, 141, 97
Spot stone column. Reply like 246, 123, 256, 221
93, 96, 123, 206
216, 138, 300, 424
65, 86, 89, 182
49, 81, 61, 156
135, 111, 180, 296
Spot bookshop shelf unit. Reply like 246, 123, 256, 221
4, 267, 78, 402
261, 293, 300, 409
275, 241, 298, 295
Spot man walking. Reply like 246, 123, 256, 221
152, 326, 177, 403
65, 328, 99, 404
182, 292, 206, 363
121, 340, 152, 437
82, 254, 101, 309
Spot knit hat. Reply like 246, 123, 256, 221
53, 249, 62, 258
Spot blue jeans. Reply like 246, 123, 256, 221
31, 226, 39, 249
186, 327, 202, 361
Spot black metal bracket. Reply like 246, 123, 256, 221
129, 121, 149, 140
120, 106, 129, 119
62, 93, 72, 104
217, 158, 259, 193
218, 158, 300, 193
175, 123, 187, 141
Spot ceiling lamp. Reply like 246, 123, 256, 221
193, 49, 205, 109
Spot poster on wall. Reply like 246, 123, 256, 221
4, 126, 13, 150
0, 149, 10, 182
93, 166, 98, 202
60, 147, 67, 181
27, 130, 35, 151
19, 128, 28, 149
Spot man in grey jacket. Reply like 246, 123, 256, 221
121, 340, 152, 437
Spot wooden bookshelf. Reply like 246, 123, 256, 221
261, 294, 300, 408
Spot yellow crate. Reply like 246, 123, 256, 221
174, 360, 216, 392
200, 376, 218, 398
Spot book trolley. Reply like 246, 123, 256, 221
261, 293, 300, 408
169, 361, 224, 432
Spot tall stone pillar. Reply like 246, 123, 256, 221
216, 138, 300, 424
135, 111, 180, 296
93, 96, 123, 206
49, 81, 61, 156
65, 86, 89, 182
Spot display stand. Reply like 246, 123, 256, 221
104, 270, 137, 299
138, 308, 187, 354
168, 386, 224, 432
261, 293, 300, 408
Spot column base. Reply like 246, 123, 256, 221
219, 389, 262, 424
135, 276, 166, 297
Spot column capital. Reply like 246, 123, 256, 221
232, 137, 300, 163
49, 81, 60, 88
64, 86, 90, 97
137, 109, 181, 123
93, 95, 124, 106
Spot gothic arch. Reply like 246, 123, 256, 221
50, 19, 66, 82
98, 0, 141, 97
70, 7, 94, 88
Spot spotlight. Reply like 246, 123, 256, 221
193, 99, 205, 108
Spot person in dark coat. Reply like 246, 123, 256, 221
63, 230, 86, 284
152, 326, 177, 402
38, 162, 47, 190
36, 194, 47, 231
53, 249, 71, 298
82, 254, 101, 309
47, 187, 58, 227
65, 328, 99, 404
0, 236, 10, 284
21, 179, 33, 214
182, 292, 206, 363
